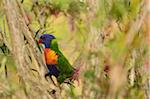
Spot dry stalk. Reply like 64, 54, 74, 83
144, 0, 150, 99
3, 0, 53, 98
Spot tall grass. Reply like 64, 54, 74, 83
0, 0, 150, 99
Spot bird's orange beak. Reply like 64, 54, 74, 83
38, 39, 42, 44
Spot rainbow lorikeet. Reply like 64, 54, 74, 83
38, 34, 78, 85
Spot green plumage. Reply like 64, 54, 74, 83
50, 39, 74, 83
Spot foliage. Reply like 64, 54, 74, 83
0, 0, 149, 99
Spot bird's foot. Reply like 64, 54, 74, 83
44, 72, 50, 81
45, 72, 58, 86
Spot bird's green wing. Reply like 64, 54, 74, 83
50, 39, 74, 83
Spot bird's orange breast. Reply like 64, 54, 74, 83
44, 48, 58, 64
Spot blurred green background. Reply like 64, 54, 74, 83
0, 0, 149, 99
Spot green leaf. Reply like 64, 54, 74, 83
110, 0, 127, 20
84, 70, 95, 80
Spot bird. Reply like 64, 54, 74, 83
38, 34, 78, 86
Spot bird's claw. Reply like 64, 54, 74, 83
45, 72, 58, 86
44, 73, 50, 81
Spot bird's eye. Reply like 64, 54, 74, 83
41, 37, 46, 40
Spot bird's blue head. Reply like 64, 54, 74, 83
38, 34, 56, 48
